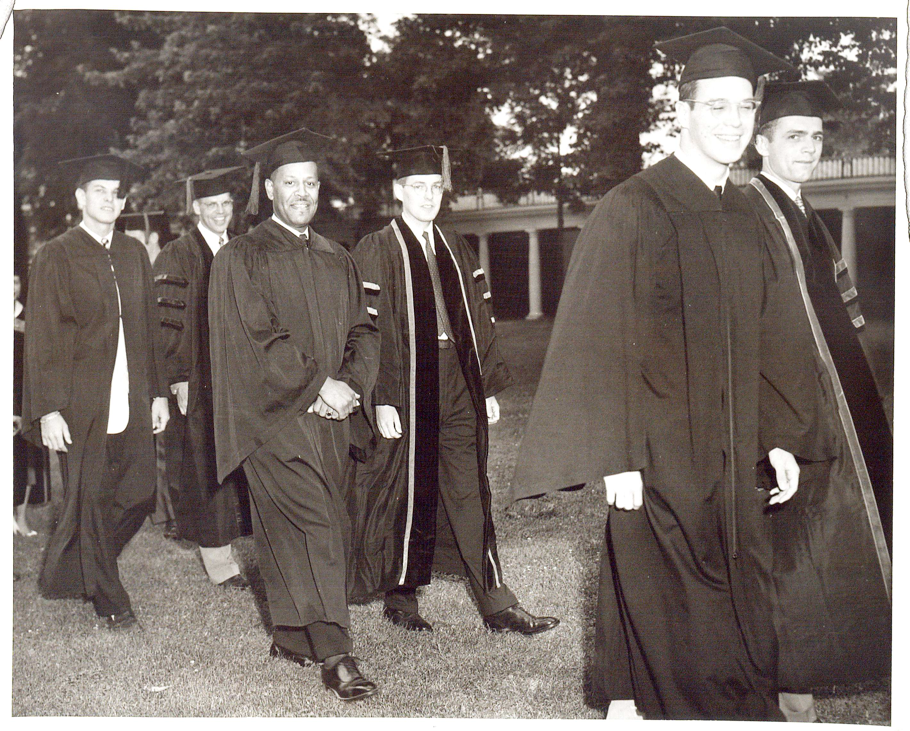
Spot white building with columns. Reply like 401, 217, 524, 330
443, 155, 896, 324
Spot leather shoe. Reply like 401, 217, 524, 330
102, 608, 141, 631
483, 604, 559, 636
382, 606, 433, 632
321, 655, 377, 701
218, 574, 250, 590
269, 642, 314, 668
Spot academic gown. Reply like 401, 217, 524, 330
744, 176, 891, 687
208, 219, 378, 629
22, 227, 167, 605
510, 156, 832, 721
153, 228, 249, 548
346, 219, 513, 601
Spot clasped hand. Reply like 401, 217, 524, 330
308, 377, 361, 420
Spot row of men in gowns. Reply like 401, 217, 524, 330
512, 27, 892, 721
20, 24, 891, 716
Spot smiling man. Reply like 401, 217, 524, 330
347, 146, 559, 638
744, 80, 892, 722
208, 129, 379, 701
511, 29, 839, 720
153, 167, 252, 590
22, 153, 170, 631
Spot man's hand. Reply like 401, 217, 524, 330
151, 397, 170, 434
13, 415, 22, 437
604, 471, 644, 511
318, 377, 361, 420
486, 396, 500, 424
308, 395, 340, 420
767, 447, 799, 505
375, 405, 402, 439
41, 412, 72, 452
170, 381, 189, 416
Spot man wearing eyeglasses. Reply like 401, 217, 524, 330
512, 29, 837, 720
348, 146, 559, 638
153, 167, 252, 589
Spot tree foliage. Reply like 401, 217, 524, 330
13, 12, 898, 248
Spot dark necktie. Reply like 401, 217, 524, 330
423, 231, 454, 342
714, 185, 723, 202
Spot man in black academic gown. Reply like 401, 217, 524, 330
743, 80, 892, 722
208, 129, 380, 701
512, 29, 835, 720
153, 167, 252, 589
22, 154, 170, 630
348, 146, 558, 637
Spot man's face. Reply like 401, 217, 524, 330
75, 179, 126, 228
678, 76, 757, 168
264, 162, 319, 232
755, 115, 824, 187
394, 174, 443, 225
193, 192, 234, 236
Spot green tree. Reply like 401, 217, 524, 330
14, 9, 138, 245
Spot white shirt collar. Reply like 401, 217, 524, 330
197, 222, 226, 254
761, 168, 801, 201
79, 221, 113, 247
401, 211, 434, 251
271, 215, 308, 240
673, 150, 730, 193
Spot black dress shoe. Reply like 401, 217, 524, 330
321, 655, 377, 701
483, 604, 559, 635
382, 606, 433, 632
269, 642, 315, 668
218, 574, 250, 590
102, 608, 141, 631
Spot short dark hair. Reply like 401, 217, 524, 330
756, 118, 781, 140
678, 80, 701, 105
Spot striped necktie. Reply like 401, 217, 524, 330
423, 231, 454, 342
795, 192, 806, 215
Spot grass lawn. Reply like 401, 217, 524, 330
12, 319, 890, 721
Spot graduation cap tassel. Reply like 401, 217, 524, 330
755, 75, 767, 104
246, 161, 261, 216
185, 179, 194, 216
143, 213, 151, 244
441, 145, 452, 192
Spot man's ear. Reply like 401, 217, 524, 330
74, 187, 86, 211
754, 133, 770, 158
392, 180, 404, 204
675, 100, 691, 132
192, 199, 202, 216
264, 177, 275, 202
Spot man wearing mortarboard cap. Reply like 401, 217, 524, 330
152, 166, 254, 590
207, 129, 380, 700
511, 28, 839, 720
118, 210, 172, 266
347, 146, 560, 638
742, 80, 891, 721
21, 153, 170, 631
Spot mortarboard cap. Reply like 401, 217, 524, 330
58, 153, 146, 190
656, 27, 793, 88
241, 127, 333, 214
115, 210, 172, 248
178, 165, 247, 215
382, 145, 453, 192
758, 80, 840, 127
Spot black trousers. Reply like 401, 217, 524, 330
386, 346, 516, 618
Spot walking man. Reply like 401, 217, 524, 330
153, 167, 252, 589
208, 129, 379, 700
349, 145, 559, 636
23, 153, 170, 630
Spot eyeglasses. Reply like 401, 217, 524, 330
682, 99, 760, 118
403, 183, 444, 196
199, 199, 234, 211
